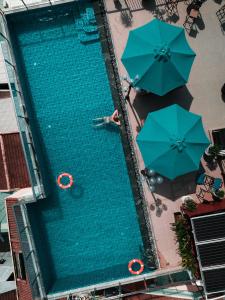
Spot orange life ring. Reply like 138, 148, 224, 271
128, 259, 144, 275
57, 173, 73, 189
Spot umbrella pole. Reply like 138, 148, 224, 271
126, 97, 141, 129
125, 85, 142, 129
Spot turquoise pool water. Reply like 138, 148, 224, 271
8, 1, 146, 294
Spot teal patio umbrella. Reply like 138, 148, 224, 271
121, 19, 196, 96
136, 105, 210, 180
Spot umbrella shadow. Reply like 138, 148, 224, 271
154, 171, 198, 201
133, 85, 193, 123
195, 16, 205, 31
120, 10, 133, 27
222, 92, 225, 103
113, 0, 123, 10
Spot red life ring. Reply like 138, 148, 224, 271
128, 259, 144, 275
57, 173, 73, 189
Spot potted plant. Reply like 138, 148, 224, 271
208, 144, 220, 157
204, 144, 220, 163
183, 199, 197, 212
171, 217, 198, 276
212, 188, 225, 201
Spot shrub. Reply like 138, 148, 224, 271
214, 189, 225, 199
171, 217, 198, 275
183, 199, 197, 212
208, 144, 220, 157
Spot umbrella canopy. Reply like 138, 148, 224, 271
137, 105, 210, 180
121, 19, 196, 96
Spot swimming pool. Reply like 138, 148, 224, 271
7, 0, 149, 294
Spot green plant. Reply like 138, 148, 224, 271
183, 199, 197, 212
208, 144, 220, 157
171, 217, 198, 275
214, 189, 225, 199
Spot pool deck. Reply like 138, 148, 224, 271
104, 0, 225, 270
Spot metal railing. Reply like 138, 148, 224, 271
2, 0, 52, 11
13, 203, 46, 299
0, 0, 78, 13
0, 12, 45, 201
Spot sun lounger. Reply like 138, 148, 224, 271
213, 178, 223, 190
196, 173, 214, 191
196, 187, 211, 203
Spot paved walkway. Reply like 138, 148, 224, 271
104, 0, 225, 270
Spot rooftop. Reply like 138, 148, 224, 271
0, 49, 8, 85
0, 252, 16, 294
0, 133, 30, 191
0, 0, 225, 299
0, 93, 18, 134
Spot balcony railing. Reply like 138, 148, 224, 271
1, 0, 75, 12
13, 203, 46, 299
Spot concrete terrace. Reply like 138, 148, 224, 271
104, 0, 225, 270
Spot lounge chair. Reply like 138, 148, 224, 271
196, 187, 211, 203
216, 4, 225, 34
196, 173, 214, 191
213, 178, 223, 190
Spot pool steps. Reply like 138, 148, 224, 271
74, 5, 99, 44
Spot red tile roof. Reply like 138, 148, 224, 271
0, 290, 17, 300
0, 138, 8, 189
6, 197, 33, 300
0, 133, 30, 190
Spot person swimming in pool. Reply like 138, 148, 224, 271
93, 109, 121, 127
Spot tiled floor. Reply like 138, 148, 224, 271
104, 0, 225, 270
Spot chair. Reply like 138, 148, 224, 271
213, 178, 223, 190
153, 7, 167, 22
196, 188, 211, 203
183, 15, 197, 36
196, 173, 215, 191
183, 10, 203, 37
216, 4, 225, 34
165, 0, 179, 23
